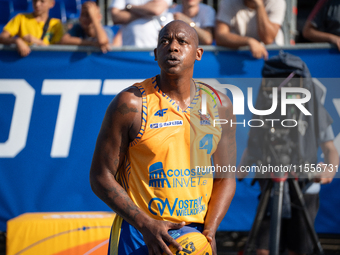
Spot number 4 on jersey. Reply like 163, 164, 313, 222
199, 134, 213, 154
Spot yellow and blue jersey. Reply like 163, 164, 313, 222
109, 76, 222, 255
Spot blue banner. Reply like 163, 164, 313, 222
0, 47, 339, 233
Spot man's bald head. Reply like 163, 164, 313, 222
158, 20, 199, 47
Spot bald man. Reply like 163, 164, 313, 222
90, 20, 236, 255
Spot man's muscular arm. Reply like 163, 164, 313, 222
215, 21, 268, 59
111, 7, 141, 24
111, 0, 169, 25
303, 20, 340, 51
251, 0, 281, 44
202, 92, 236, 255
128, 0, 169, 17
90, 87, 184, 255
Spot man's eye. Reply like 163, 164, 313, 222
179, 39, 187, 44
161, 39, 169, 44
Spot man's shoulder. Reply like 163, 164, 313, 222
198, 3, 215, 12
19, 13, 33, 18
131, 77, 158, 94
116, 77, 156, 100
108, 86, 142, 117
3, 13, 32, 32
197, 3, 215, 21
11, 13, 32, 22
118, 86, 142, 99
217, 0, 246, 20
49, 17, 63, 26
219, 0, 244, 10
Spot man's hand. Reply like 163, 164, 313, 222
100, 43, 111, 53
248, 38, 268, 59
244, 0, 264, 9
140, 220, 185, 255
202, 229, 217, 255
315, 141, 339, 184
22, 34, 47, 46
251, 0, 264, 8
330, 35, 340, 51
313, 161, 336, 184
173, 12, 192, 25
15, 38, 31, 57
303, 21, 340, 51
85, 1, 101, 22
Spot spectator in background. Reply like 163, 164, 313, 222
215, 0, 286, 59
0, 0, 63, 57
110, 0, 173, 47
168, 0, 215, 45
60, 1, 113, 53
237, 52, 339, 255
303, 0, 340, 51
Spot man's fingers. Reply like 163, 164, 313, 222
148, 238, 173, 255
18, 46, 30, 57
168, 221, 185, 230
146, 244, 155, 255
202, 229, 214, 243
164, 234, 182, 253
101, 46, 108, 53
160, 237, 176, 255
163, 222, 185, 253
263, 49, 269, 60
205, 233, 213, 243
321, 177, 333, 184
202, 230, 217, 255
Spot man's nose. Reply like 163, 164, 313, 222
168, 40, 179, 52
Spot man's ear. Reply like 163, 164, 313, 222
49, 0, 55, 8
196, 47, 203, 61
154, 48, 158, 61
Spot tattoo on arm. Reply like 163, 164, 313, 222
102, 182, 141, 222
114, 159, 119, 169
117, 103, 138, 115
97, 96, 142, 224
103, 152, 114, 162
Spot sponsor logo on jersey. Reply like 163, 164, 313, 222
149, 162, 170, 188
154, 108, 168, 117
148, 196, 206, 216
150, 120, 183, 129
198, 109, 211, 125
148, 162, 211, 189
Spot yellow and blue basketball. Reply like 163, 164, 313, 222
165, 226, 212, 255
